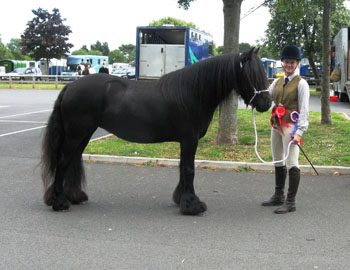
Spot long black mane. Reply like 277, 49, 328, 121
157, 50, 269, 112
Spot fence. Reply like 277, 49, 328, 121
0, 74, 83, 89
1, 75, 324, 90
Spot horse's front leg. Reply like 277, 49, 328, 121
173, 139, 207, 215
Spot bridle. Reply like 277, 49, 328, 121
239, 61, 269, 106
248, 88, 270, 106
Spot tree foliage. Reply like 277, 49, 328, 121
109, 49, 128, 63
119, 44, 136, 62
20, 8, 73, 61
0, 38, 30, 60
239, 42, 253, 53
149, 16, 197, 28
264, 0, 350, 77
0, 41, 14, 59
91, 41, 110, 56
71, 45, 103, 56
177, 0, 196, 10
71, 47, 89, 55
7, 39, 23, 59
7, 39, 31, 60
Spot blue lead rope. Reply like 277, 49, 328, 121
289, 110, 302, 144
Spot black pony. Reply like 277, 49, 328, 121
41, 48, 271, 215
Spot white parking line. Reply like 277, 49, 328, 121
0, 120, 47, 124
0, 109, 52, 119
0, 125, 47, 137
0, 109, 51, 137
0, 109, 109, 139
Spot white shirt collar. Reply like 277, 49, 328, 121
285, 71, 298, 81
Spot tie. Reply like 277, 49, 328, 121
284, 77, 289, 86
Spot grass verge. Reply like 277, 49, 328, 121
0, 83, 65, 90
84, 109, 350, 167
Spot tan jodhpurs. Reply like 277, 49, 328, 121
271, 124, 300, 168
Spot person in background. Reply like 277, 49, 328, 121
261, 44, 310, 214
76, 64, 82, 75
82, 60, 91, 75
330, 51, 335, 73
99, 61, 109, 74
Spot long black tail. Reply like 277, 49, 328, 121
41, 86, 68, 204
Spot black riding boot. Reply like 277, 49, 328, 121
262, 166, 287, 206
274, 166, 300, 214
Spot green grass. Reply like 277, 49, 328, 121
0, 82, 65, 90
84, 109, 350, 167
309, 88, 321, 96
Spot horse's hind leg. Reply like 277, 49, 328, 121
48, 156, 72, 211
63, 152, 88, 205
49, 131, 94, 211
173, 139, 207, 215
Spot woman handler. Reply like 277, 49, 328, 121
262, 44, 310, 214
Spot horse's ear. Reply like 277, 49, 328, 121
254, 47, 260, 54
240, 47, 255, 63
240, 47, 255, 65
247, 47, 255, 59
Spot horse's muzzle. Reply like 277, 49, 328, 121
254, 96, 272, 112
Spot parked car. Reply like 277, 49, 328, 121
1, 67, 25, 80
60, 71, 79, 81
2, 67, 42, 81
0, 66, 5, 76
121, 69, 135, 79
110, 68, 129, 77
111, 68, 135, 79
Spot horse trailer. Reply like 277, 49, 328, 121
333, 26, 350, 102
0, 59, 26, 73
261, 58, 277, 78
135, 26, 213, 79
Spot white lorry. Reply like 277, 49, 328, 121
333, 26, 350, 102
135, 26, 213, 80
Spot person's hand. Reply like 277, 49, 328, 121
291, 134, 301, 144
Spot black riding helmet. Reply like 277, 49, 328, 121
281, 44, 301, 60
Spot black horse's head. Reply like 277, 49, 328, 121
238, 48, 272, 112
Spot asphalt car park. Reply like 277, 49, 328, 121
0, 89, 349, 269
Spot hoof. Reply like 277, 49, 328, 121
66, 190, 88, 205
52, 193, 71, 211
179, 193, 207, 215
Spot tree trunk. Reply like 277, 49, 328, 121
307, 55, 322, 91
216, 0, 242, 145
321, 0, 332, 124
308, 55, 319, 80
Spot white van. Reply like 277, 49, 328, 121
0, 66, 5, 76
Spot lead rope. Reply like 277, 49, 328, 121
252, 108, 292, 164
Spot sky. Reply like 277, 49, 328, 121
1, 0, 271, 51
